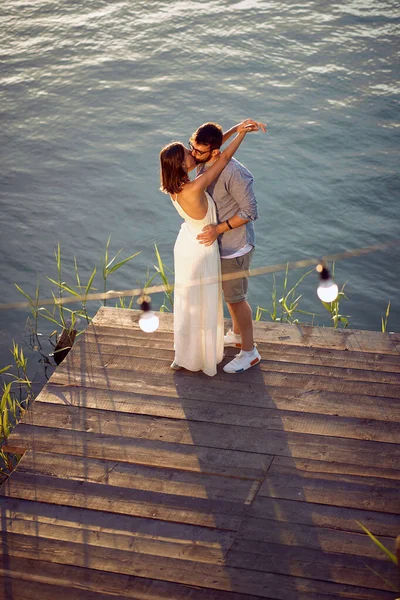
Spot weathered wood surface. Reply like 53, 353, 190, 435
1, 306, 399, 600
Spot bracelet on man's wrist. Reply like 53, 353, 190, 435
226, 219, 233, 230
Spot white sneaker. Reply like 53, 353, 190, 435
223, 348, 261, 374
224, 329, 242, 348
170, 360, 182, 371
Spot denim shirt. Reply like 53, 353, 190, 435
197, 158, 259, 257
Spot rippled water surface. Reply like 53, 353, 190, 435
1, 0, 399, 365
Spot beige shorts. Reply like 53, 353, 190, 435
221, 248, 254, 304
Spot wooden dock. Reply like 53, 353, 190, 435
1, 306, 400, 600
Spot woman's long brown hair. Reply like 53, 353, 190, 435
159, 142, 188, 195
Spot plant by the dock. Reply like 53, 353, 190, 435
256, 262, 354, 329
0, 344, 33, 477
381, 301, 391, 333
102, 236, 141, 306
15, 244, 96, 342
14, 238, 143, 356
256, 264, 320, 326
356, 521, 399, 593
153, 244, 174, 312
134, 244, 174, 313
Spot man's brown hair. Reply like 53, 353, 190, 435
190, 122, 223, 150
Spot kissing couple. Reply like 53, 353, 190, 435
160, 118, 266, 376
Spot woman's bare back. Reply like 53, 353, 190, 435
173, 184, 208, 220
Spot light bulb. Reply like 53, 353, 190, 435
316, 263, 339, 303
139, 311, 159, 333
317, 279, 339, 303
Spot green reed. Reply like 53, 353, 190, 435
381, 301, 391, 333
102, 236, 141, 306
0, 344, 33, 477
256, 265, 320, 326
356, 521, 399, 593
255, 263, 357, 329
153, 244, 174, 312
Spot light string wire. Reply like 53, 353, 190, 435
0, 240, 398, 312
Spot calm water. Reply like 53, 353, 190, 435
1, 0, 399, 368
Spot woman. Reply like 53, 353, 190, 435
160, 122, 255, 376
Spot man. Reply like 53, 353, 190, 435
190, 119, 266, 373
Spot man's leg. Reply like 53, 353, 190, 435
222, 249, 260, 373
226, 303, 240, 335
227, 299, 253, 351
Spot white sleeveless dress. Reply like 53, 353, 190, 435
171, 192, 224, 376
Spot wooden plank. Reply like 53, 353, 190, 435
0, 471, 246, 531
256, 359, 400, 386
257, 456, 400, 513
236, 515, 396, 560
254, 342, 400, 373
0, 577, 191, 600
1, 518, 395, 596
17, 451, 262, 503
5, 425, 272, 479
4, 425, 271, 479
224, 539, 396, 593
3, 500, 396, 593
90, 306, 400, 355
82, 328, 175, 349
91, 307, 173, 332
31, 392, 400, 444
1, 532, 391, 600
7, 423, 400, 478
0, 557, 263, 600
12, 406, 400, 470
252, 320, 400, 355
260, 455, 400, 481
41, 377, 400, 424
84, 321, 400, 367
84, 318, 400, 367
78, 331, 400, 374
56, 342, 400, 387
0, 495, 235, 557
51, 360, 400, 400
0, 579, 134, 600
248, 496, 400, 538
17, 450, 115, 483
3, 515, 231, 564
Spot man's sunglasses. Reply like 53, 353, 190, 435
188, 142, 211, 157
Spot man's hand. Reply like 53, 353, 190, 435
236, 119, 267, 133
197, 224, 219, 246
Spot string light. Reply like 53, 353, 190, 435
0, 241, 398, 312
138, 295, 159, 333
316, 263, 339, 303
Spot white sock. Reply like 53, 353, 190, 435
240, 347, 256, 356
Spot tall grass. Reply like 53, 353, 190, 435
102, 236, 141, 306
356, 522, 399, 593
153, 244, 174, 312
381, 301, 391, 333
255, 264, 350, 328
15, 238, 142, 348
256, 265, 319, 325
255, 263, 394, 332
0, 344, 33, 476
